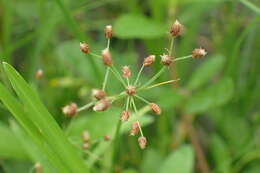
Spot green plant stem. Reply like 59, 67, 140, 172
169, 37, 175, 56
240, 0, 260, 15
134, 64, 144, 86
107, 39, 111, 49
90, 52, 101, 58
174, 55, 192, 62
77, 102, 95, 112
102, 68, 110, 91
131, 97, 144, 136
139, 67, 166, 90
134, 95, 150, 104
110, 66, 127, 87
143, 79, 180, 90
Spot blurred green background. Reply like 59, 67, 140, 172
0, 0, 260, 172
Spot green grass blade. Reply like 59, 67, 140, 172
0, 83, 68, 172
240, 0, 260, 15
2, 62, 89, 173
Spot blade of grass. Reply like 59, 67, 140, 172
240, 0, 260, 15
0, 83, 68, 172
2, 62, 89, 173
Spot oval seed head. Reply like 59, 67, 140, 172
92, 89, 106, 100
104, 135, 111, 141
160, 54, 172, 66
82, 142, 89, 150
120, 110, 130, 121
143, 55, 156, 67
81, 130, 90, 143
130, 121, 139, 136
149, 103, 161, 115
125, 85, 136, 96
80, 42, 90, 54
93, 99, 110, 112
104, 25, 113, 38
170, 20, 183, 37
138, 136, 147, 149
192, 48, 207, 59
35, 69, 43, 80
62, 103, 77, 117
121, 66, 131, 78
34, 163, 42, 173
102, 49, 112, 66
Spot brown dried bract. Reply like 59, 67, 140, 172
35, 69, 43, 80
122, 66, 131, 78
104, 25, 113, 38
81, 130, 90, 143
138, 136, 147, 149
102, 49, 112, 66
170, 20, 183, 37
80, 42, 90, 54
130, 121, 139, 136
120, 110, 130, 121
149, 103, 161, 115
92, 89, 106, 100
62, 103, 77, 117
125, 85, 136, 96
143, 55, 155, 67
160, 54, 172, 66
93, 99, 110, 112
192, 48, 207, 59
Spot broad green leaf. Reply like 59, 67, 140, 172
159, 145, 194, 173
209, 134, 232, 173
10, 120, 57, 173
187, 55, 225, 90
184, 77, 234, 114
2, 63, 89, 173
114, 14, 167, 39
0, 122, 29, 160
0, 83, 67, 172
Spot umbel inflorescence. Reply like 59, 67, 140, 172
62, 20, 206, 149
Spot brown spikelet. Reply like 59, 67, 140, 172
35, 69, 43, 80
160, 54, 172, 66
104, 25, 113, 38
93, 99, 110, 112
120, 110, 130, 121
125, 85, 136, 96
170, 20, 183, 37
138, 136, 147, 149
143, 55, 156, 67
102, 49, 112, 66
62, 103, 77, 117
81, 130, 90, 143
121, 66, 131, 78
34, 163, 42, 173
149, 103, 161, 115
192, 48, 207, 59
80, 42, 90, 54
130, 121, 139, 136
92, 89, 106, 100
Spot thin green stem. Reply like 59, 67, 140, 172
134, 64, 144, 86
143, 79, 180, 90
169, 37, 175, 56
174, 55, 192, 62
139, 67, 166, 90
126, 96, 130, 110
126, 77, 130, 86
107, 39, 110, 49
102, 68, 110, 91
77, 102, 95, 112
134, 95, 150, 104
240, 0, 260, 15
131, 97, 144, 137
89, 52, 101, 58
110, 66, 127, 87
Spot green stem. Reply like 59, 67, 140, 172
77, 102, 95, 112
110, 66, 127, 87
139, 67, 166, 90
131, 97, 144, 137
102, 68, 110, 91
134, 64, 144, 86
169, 37, 175, 56
134, 95, 150, 104
240, 0, 260, 15
174, 55, 192, 62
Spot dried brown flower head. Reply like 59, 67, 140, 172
92, 89, 106, 100
35, 69, 43, 80
170, 20, 183, 37
62, 103, 77, 117
130, 121, 139, 136
149, 103, 161, 115
125, 85, 136, 96
104, 25, 113, 38
160, 54, 172, 66
80, 42, 90, 54
81, 130, 90, 143
93, 99, 110, 112
102, 49, 112, 66
138, 136, 147, 149
120, 110, 130, 121
192, 48, 207, 59
104, 135, 111, 141
34, 163, 42, 173
122, 66, 131, 78
82, 142, 89, 150
143, 55, 156, 67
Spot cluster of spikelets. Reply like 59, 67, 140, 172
62, 20, 206, 150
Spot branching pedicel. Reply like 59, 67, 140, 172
62, 20, 206, 149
